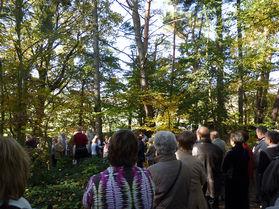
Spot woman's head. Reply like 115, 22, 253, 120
239, 130, 249, 142
0, 137, 30, 206
230, 131, 244, 146
154, 131, 178, 155
177, 131, 196, 151
108, 130, 138, 167
93, 135, 99, 144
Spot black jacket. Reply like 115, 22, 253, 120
259, 144, 279, 175
193, 139, 223, 198
222, 144, 250, 209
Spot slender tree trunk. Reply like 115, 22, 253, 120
244, 92, 248, 125
0, 59, 4, 136
92, 0, 102, 140
237, 0, 244, 124
14, 0, 27, 144
127, 0, 154, 120
170, 3, 176, 97
215, 1, 226, 128
79, 80, 85, 126
192, 4, 199, 72
271, 89, 279, 122
0, 0, 4, 136
255, 71, 269, 123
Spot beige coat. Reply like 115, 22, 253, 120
176, 149, 208, 209
54, 143, 64, 159
148, 154, 190, 209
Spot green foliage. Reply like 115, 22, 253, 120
25, 158, 109, 209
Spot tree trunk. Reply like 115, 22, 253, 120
170, 3, 176, 98
215, 1, 226, 128
0, 59, 4, 136
92, 0, 102, 140
237, 0, 244, 124
127, 0, 154, 120
14, 0, 27, 144
271, 89, 279, 122
255, 71, 269, 124
79, 80, 85, 126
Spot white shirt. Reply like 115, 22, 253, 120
0, 197, 32, 209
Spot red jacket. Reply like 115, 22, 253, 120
242, 143, 254, 180
74, 132, 88, 147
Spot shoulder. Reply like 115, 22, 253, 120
6, 197, 32, 209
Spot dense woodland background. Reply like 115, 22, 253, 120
0, 0, 279, 144
0, 1, 278, 208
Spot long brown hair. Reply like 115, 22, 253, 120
0, 137, 30, 206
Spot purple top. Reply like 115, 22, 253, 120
83, 166, 155, 209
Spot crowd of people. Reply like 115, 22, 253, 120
1, 125, 279, 209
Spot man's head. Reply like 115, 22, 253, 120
210, 131, 219, 141
265, 131, 279, 145
61, 132, 65, 137
196, 126, 210, 141
256, 126, 267, 140
77, 126, 83, 132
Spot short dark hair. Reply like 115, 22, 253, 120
239, 130, 249, 142
257, 126, 267, 134
178, 131, 196, 150
230, 131, 244, 145
108, 130, 138, 167
265, 131, 279, 144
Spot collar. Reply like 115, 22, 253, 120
155, 153, 177, 162
198, 139, 212, 144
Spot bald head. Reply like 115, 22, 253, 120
197, 126, 210, 140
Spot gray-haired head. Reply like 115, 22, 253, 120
77, 126, 83, 132
154, 131, 178, 155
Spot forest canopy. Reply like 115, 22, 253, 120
0, 0, 278, 142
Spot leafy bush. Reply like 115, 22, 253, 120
25, 157, 109, 209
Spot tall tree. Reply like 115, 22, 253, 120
14, 0, 28, 143
126, 0, 154, 120
214, 0, 227, 127
92, 0, 102, 139
237, 0, 244, 124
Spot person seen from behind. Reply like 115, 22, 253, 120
91, 135, 102, 157
0, 136, 32, 209
259, 131, 279, 208
222, 131, 250, 209
73, 126, 88, 163
145, 138, 156, 166
239, 130, 254, 181
148, 131, 190, 209
210, 131, 226, 155
54, 138, 64, 162
253, 126, 268, 203
83, 130, 155, 209
137, 134, 145, 168
176, 131, 208, 209
193, 126, 223, 209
